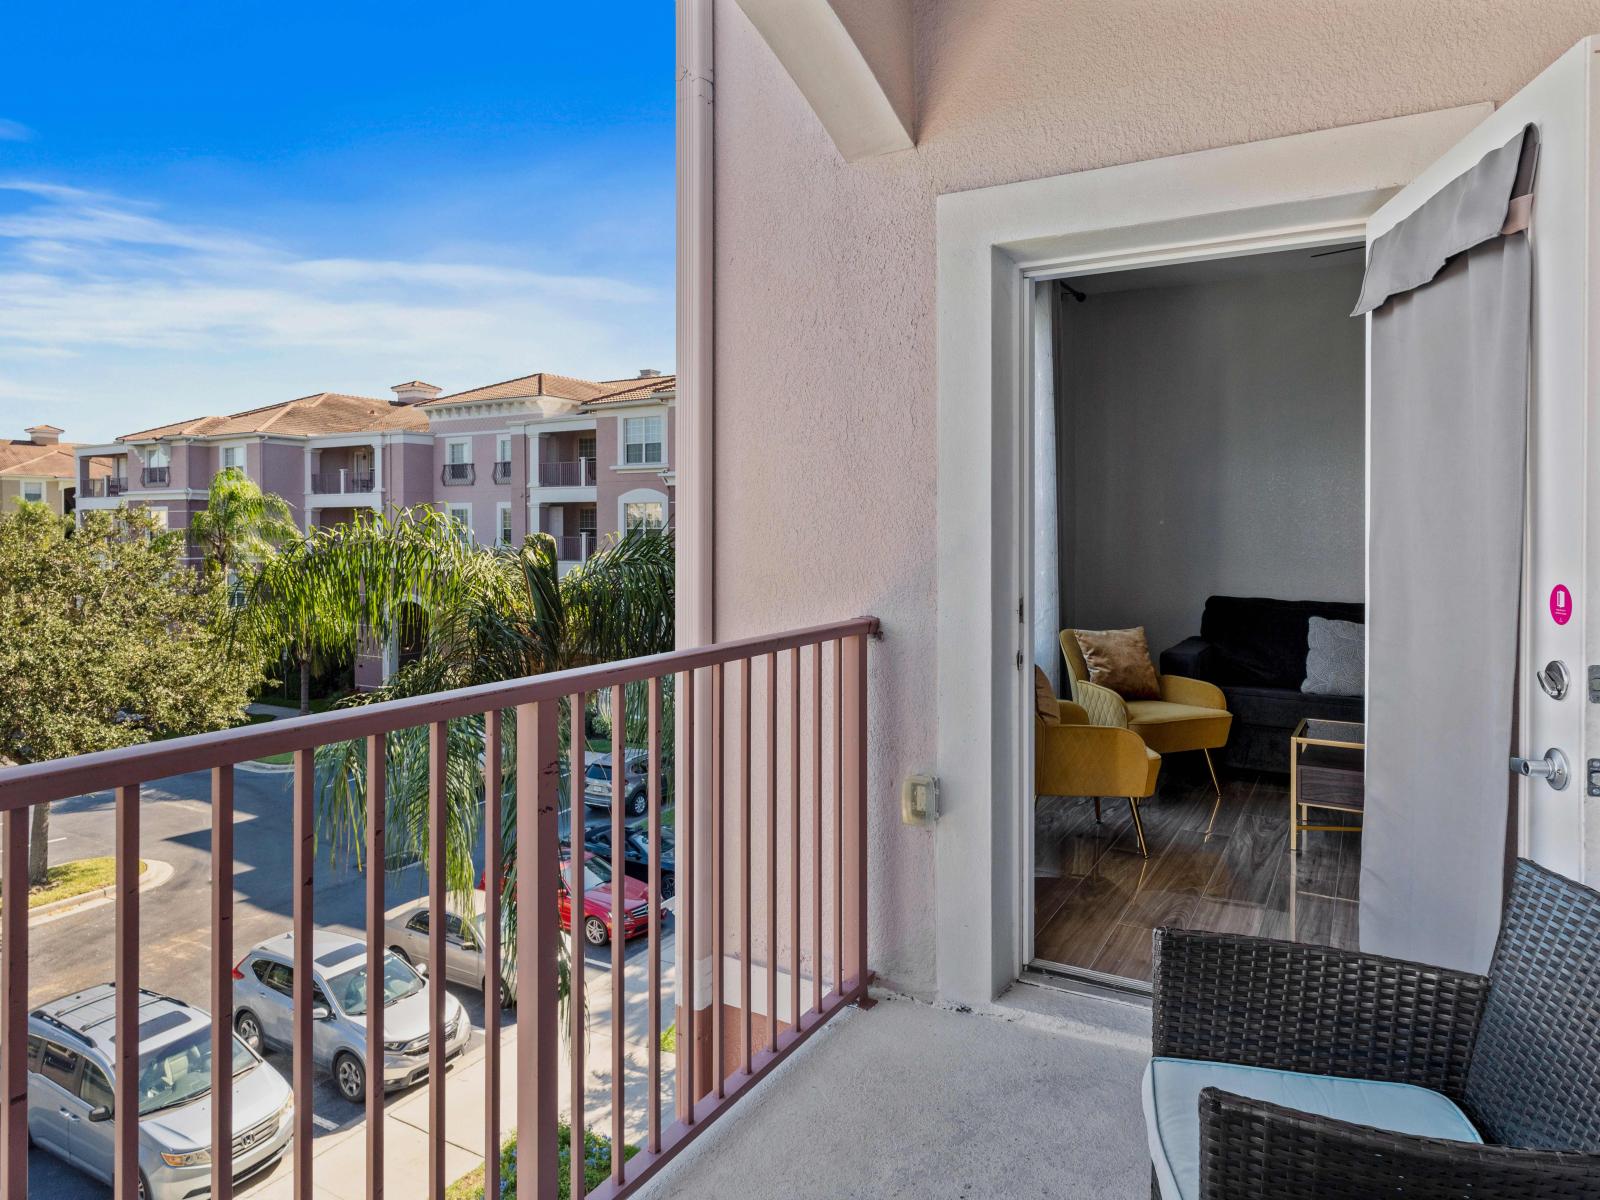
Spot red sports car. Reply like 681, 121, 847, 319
479, 852, 654, 947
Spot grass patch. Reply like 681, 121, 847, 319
446, 1122, 636, 1200
6, 858, 147, 910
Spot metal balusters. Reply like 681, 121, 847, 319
647, 676, 663, 1152
483, 711, 503, 1200
568, 693, 587, 1200
833, 640, 843, 1000
610, 683, 626, 1187
210, 766, 235, 1200
292, 753, 314, 1198
739, 658, 753, 1076
810, 645, 822, 1016
842, 636, 870, 1001
710, 663, 725, 1100
516, 700, 560, 1200
115, 783, 141, 1200
765, 653, 777, 1052
676, 668, 696, 1124
0, 806, 25, 1200
365, 733, 386, 1199
428, 721, 448, 1199
788, 649, 801, 1037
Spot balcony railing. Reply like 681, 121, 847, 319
536, 459, 597, 488
550, 531, 598, 562
311, 471, 377, 495
140, 466, 169, 486
79, 476, 128, 498
441, 462, 476, 486
0, 618, 876, 1200
492, 460, 514, 484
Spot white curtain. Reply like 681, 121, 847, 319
1032, 282, 1061, 690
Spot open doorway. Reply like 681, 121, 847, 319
1031, 243, 1367, 985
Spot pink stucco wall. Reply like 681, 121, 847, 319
710, 0, 1600, 996
430, 420, 522, 543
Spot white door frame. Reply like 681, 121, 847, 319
932, 102, 1493, 1005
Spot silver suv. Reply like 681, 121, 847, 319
27, 983, 293, 1200
232, 930, 470, 1104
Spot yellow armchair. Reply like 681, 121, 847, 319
1059, 630, 1234, 837
1035, 669, 1161, 857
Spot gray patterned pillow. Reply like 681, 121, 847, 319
1302, 616, 1364, 697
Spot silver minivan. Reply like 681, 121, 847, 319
232, 930, 471, 1104
27, 983, 293, 1200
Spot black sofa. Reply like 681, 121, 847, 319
1159, 595, 1363, 773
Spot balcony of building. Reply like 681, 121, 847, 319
76, 452, 129, 506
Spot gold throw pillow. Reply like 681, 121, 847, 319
1033, 667, 1060, 725
1072, 627, 1161, 700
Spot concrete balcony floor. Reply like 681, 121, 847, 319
637, 982, 1152, 1200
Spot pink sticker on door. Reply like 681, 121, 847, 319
1550, 584, 1573, 626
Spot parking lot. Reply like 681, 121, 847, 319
18, 766, 672, 1199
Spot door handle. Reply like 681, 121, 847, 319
59, 1107, 79, 1120
1509, 747, 1570, 791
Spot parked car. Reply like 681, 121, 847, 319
383, 901, 515, 1006
231, 931, 470, 1104
561, 851, 654, 946
26, 983, 293, 1200
584, 820, 676, 898
583, 750, 672, 818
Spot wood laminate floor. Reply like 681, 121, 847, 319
1033, 761, 1360, 983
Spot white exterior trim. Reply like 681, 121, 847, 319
617, 486, 670, 534
932, 102, 1492, 1005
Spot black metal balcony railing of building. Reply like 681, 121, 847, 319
311, 472, 377, 495
492, 460, 513, 484
536, 459, 597, 488
140, 466, 169, 487
80, 477, 129, 498
441, 462, 476, 486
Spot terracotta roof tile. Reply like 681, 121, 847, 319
119, 393, 428, 441
424, 372, 614, 407
0, 441, 106, 480
584, 374, 677, 408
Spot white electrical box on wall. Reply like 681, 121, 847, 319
902, 774, 938, 825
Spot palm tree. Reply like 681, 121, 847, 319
187, 467, 299, 582
313, 524, 674, 1026
235, 507, 471, 714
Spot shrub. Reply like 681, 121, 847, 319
446, 1121, 636, 1200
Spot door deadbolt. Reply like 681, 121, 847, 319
1509, 747, 1571, 791
1538, 660, 1571, 700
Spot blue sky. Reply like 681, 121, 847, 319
0, 3, 675, 442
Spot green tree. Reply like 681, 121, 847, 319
186, 467, 299, 582
309, 520, 674, 1025
0, 504, 262, 882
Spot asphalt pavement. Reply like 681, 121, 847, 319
20, 766, 663, 1199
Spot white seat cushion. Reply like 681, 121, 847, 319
1144, 1057, 1482, 1200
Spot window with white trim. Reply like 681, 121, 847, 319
447, 503, 473, 544
21, 481, 43, 503
145, 444, 171, 468
496, 435, 512, 463
621, 415, 664, 466
148, 506, 169, 531
447, 439, 471, 465
496, 502, 513, 546
219, 444, 245, 472
625, 500, 666, 531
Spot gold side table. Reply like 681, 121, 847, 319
1289, 718, 1364, 853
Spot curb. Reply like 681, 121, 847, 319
238, 758, 295, 776
28, 858, 175, 926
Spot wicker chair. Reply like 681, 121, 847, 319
1147, 858, 1600, 1198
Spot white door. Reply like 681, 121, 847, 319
1364, 38, 1594, 881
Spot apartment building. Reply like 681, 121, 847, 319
0, 425, 105, 515
72, 371, 675, 567
423, 369, 675, 566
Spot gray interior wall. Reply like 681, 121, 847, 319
1056, 261, 1366, 659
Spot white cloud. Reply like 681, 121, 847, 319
0, 120, 32, 142
0, 181, 673, 439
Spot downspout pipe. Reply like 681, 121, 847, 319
674, 0, 716, 1108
